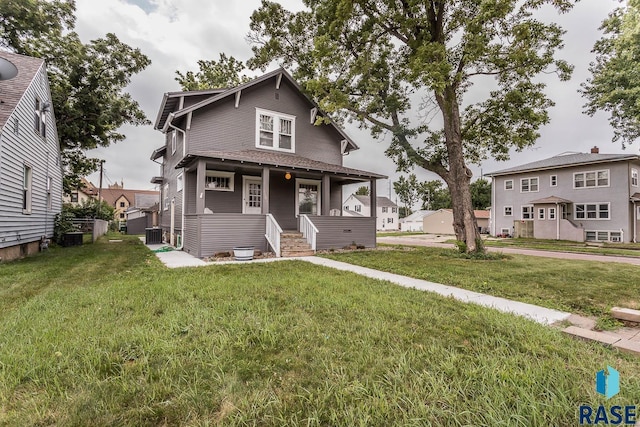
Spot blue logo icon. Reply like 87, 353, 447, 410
596, 366, 620, 399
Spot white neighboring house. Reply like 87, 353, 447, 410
399, 210, 434, 231
343, 194, 399, 230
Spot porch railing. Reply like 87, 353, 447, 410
265, 214, 283, 257
299, 214, 318, 251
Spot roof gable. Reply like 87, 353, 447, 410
487, 153, 639, 177
0, 52, 44, 129
156, 68, 359, 153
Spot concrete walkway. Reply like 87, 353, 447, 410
378, 235, 640, 266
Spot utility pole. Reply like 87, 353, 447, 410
98, 160, 105, 217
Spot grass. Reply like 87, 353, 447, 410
0, 235, 638, 425
476, 237, 640, 258
376, 231, 425, 237
322, 246, 640, 320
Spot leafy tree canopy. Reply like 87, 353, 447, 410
0, 0, 151, 194
248, 0, 573, 252
420, 180, 451, 211
469, 179, 491, 210
355, 185, 370, 196
176, 53, 251, 90
582, 0, 640, 147
393, 174, 420, 214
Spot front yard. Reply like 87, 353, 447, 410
1, 236, 639, 425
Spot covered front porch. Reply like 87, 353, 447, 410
177, 152, 384, 258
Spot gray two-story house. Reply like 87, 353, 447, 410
151, 68, 385, 258
488, 147, 640, 243
0, 52, 63, 261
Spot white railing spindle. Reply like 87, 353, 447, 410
299, 214, 318, 251
265, 214, 283, 257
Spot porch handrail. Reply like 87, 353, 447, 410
299, 214, 318, 251
265, 214, 283, 257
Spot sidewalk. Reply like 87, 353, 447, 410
145, 241, 639, 355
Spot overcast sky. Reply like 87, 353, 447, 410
76, 0, 623, 200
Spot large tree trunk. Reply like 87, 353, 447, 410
437, 87, 483, 253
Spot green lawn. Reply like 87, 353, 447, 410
1, 236, 639, 425
376, 231, 425, 237
323, 247, 640, 321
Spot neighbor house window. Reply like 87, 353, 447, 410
538, 208, 545, 220
504, 180, 513, 190
586, 230, 622, 242
388, 217, 393, 223
34, 98, 46, 137
548, 207, 556, 220
521, 205, 534, 219
205, 171, 234, 191
23, 165, 32, 214
574, 203, 609, 220
392, 207, 397, 213
71, 192, 79, 203
354, 204, 362, 213
382, 207, 388, 213
574, 170, 609, 188
520, 177, 538, 192
632, 169, 638, 187
120, 201, 125, 208
177, 172, 183, 192
504, 206, 513, 216
119, 213, 125, 219
550, 175, 557, 187
256, 108, 295, 152
344, 205, 349, 211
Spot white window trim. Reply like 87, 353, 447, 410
550, 175, 557, 187
503, 206, 513, 216
177, 172, 183, 192
295, 178, 321, 216
520, 177, 539, 193
521, 205, 534, 220
573, 169, 610, 189
574, 202, 610, 220
255, 108, 296, 153
205, 170, 235, 192
23, 163, 33, 214
586, 230, 622, 242
632, 168, 638, 187
548, 207, 556, 220
538, 208, 545, 220
504, 179, 513, 191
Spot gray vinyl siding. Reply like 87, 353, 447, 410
184, 214, 267, 257
310, 216, 376, 250
492, 160, 639, 241
185, 171, 197, 214
160, 130, 185, 231
330, 184, 342, 211
0, 65, 63, 249
183, 215, 200, 255
187, 79, 343, 165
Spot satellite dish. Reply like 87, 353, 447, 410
0, 57, 18, 81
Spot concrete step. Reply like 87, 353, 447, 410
562, 326, 621, 345
280, 238, 308, 245
611, 307, 640, 323
282, 246, 313, 252
281, 232, 303, 239
613, 339, 640, 356
281, 249, 315, 257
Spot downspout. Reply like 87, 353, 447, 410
167, 121, 186, 250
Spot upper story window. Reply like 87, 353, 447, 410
119, 201, 126, 208
632, 169, 638, 187
504, 180, 513, 190
34, 98, 46, 138
504, 206, 513, 216
256, 108, 295, 152
550, 175, 557, 187
392, 207, 397, 213
575, 203, 609, 220
382, 207, 388, 213
574, 170, 609, 188
520, 177, 538, 193
354, 204, 362, 213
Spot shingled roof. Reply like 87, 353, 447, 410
0, 51, 44, 129
352, 195, 397, 207
487, 152, 639, 176
176, 149, 387, 179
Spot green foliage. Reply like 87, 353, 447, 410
65, 199, 115, 221
53, 208, 75, 244
249, 0, 575, 251
175, 53, 251, 90
420, 180, 452, 210
354, 185, 369, 196
392, 174, 420, 213
582, 0, 640, 147
0, 0, 151, 194
397, 206, 411, 219
470, 179, 491, 210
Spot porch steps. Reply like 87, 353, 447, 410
280, 232, 315, 257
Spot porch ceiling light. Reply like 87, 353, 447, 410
285, 172, 292, 180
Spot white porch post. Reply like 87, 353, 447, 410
321, 174, 330, 216
196, 159, 205, 214
370, 179, 377, 226
262, 167, 270, 215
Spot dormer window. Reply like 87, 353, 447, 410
256, 108, 295, 152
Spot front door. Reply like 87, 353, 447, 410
243, 176, 262, 214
